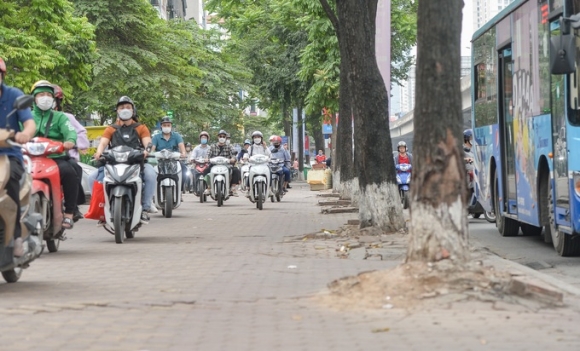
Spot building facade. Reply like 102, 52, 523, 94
150, 0, 187, 20
474, 0, 515, 29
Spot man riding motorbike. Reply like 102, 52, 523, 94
185, 142, 192, 154
151, 116, 187, 189
91, 96, 155, 224
243, 131, 271, 196
394, 141, 412, 166
269, 135, 291, 192
30, 80, 80, 230
237, 139, 251, 162
204, 129, 241, 196
0, 57, 37, 256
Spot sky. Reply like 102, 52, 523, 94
461, 0, 474, 56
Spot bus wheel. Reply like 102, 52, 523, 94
494, 171, 519, 237
548, 179, 580, 256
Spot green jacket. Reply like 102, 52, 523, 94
32, 105, 77, 158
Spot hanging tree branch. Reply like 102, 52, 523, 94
319, 0, 340, 32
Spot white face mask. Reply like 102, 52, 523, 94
225, 139, 230, 145
218, 137, 226, 144
36, 96, 54, 111
162, 127, 172, 134
254, 138, 261, 145
118, 109, 133, 121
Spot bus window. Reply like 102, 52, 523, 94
475, 63, 486, 100
570, 32, 580, 124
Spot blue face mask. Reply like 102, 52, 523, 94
201, 138, 208, 145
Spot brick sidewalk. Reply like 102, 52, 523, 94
1, 183, 579, 350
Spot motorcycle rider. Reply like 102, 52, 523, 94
30, 80, 80, 230
204, 129, 241, 196
463, 129, 475, 163
237, 139, 251, 162
92, 96, 155, 224
394, 141, 412, 166
150, 116, 187, 190
244, 131, 271, 195
269, 135, 291, 192
53, 84, 89, 222
185, 142, 192, 154
0, 57, 37, 256
191, 131, 211, 161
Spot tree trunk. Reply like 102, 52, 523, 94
319, 0, 355, 200
282, 103, 291, 140
297, 106, 304, 172
337, 0, 404, 231
406, 0, 469, 263
311, 117, 324, 156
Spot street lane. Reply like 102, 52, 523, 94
468, 217, 580, 288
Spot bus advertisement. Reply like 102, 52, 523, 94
471, 0, 580, 256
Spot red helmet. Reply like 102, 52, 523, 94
271, 135, 282, 146
53, 85, 64, 100
0, 57, 6, 76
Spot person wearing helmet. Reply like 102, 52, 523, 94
394, 140, 412, 166
91, 96, 155, 224
269, 135, 291, 192
191, 131, 210, 161
53, 85, 90, 162
225, 132, 231, 146
204, 129, 241, 196
0, 57, 37, 256
151, 116, 187, 189
236, 139, 252, 162
185, 142, 192, 153
249, 131, 271, 157
30, 80, 80, 230
463, 129, 475, 164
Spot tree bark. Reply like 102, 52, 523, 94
319, 0, 355, 199
337, 0, 404, 231
311, 117, 324, 156
406, 0, 469, 263
297, 106, 304, 172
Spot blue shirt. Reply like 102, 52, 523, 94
0, 83, 34, 162
269, 145, 291, 168
152, 131, 183, 152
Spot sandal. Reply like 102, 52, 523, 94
62, 217, 74, 230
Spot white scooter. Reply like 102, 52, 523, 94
247, 154, 270, 210
239, 155, 250, 192
100, 146, 146, 244
154, 149, 182, 218
209, 156, 231, 207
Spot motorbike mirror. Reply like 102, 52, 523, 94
12, 95, 34, 110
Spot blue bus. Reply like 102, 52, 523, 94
471, 0, 580, 256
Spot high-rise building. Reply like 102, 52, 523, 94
185, 0, 206, 27
474, 0, 515, 29
150, 0, 187, 20
397, 64, 416, 114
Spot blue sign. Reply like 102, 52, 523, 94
281, 136, 289, 145
322, 123, 332, 134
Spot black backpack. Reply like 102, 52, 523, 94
109, 123, 143, 149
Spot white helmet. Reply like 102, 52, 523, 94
252, 131, 263, 138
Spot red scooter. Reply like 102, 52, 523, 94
193, 157, 209, 203
23, 137, 66, 252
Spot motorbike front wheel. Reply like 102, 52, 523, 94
198, 180, 205, 203
2, 268, 22, 283
257, 182, 264, 211
217, 182, 223, 207
402, 190, 410, 210
113, 197, 125, 244
164, 187, 173, 218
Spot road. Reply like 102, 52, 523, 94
469, 217, 580, 288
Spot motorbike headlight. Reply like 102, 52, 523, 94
113, 151, 130, 163
25, 142, 48, 156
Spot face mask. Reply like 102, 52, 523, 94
36, 96, 54, 111
226, 140, 231, 145
254, 138, 261, 145
162, 127, 172, 134
273, 145, 280, 149
118, 109, 133, 121
186, 148, 191, 152
218, 137, 226, 144
201, 138, 208, 145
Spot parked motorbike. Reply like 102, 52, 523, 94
0, 95, 43, 282
23, 137, 71, 252
209, 156, 231, 207
269, 158, 284, 203
99, 145, 146, 244
247, 154, 270, 210
153, 149, 182, 218
193, 157, 209, 203
395, 163, 411, 209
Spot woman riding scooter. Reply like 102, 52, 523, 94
30, 80, 79, 230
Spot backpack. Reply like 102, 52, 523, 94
109, 123, 143, 149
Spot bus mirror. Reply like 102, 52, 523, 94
550, 34, 576, 75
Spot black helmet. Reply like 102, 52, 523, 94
116, 96, 137, 118
185, 142, 192, 147
160, 116, 172, 124
218, 129, 227, 136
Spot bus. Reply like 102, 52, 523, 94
471, 0, 580, 256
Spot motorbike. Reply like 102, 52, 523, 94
465, 159, 493, 221
99, 145, 146, 244
0, 95, 44, 282
209, 156, 231, 207
395, 163, 411, 209
193, 157, 209, 203
247, 154, 270, 211
269, 158, 285, 203
153, 149, 182, 218
23, 137, 72, 253
183, 164, 194, 194
239, 157, 250, 192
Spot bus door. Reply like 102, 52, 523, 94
498, 46, 517, 214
